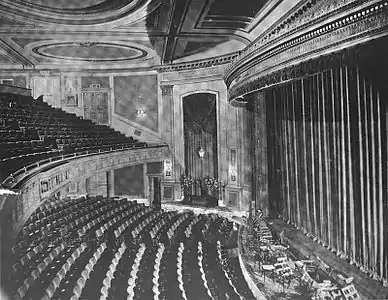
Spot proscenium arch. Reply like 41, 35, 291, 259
179, 90, 220, 180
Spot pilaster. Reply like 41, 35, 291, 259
252, 91, 269, 216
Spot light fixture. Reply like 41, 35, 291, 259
136, 108, 146, 117
198, 147, 205, 159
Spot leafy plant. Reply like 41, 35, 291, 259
180, 174, 194, 196
202, 176, 220, 197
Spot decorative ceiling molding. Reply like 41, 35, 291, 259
229, 0, 359, 67
0, 0, 292, 68
12, 38, 48, 49
0, 39, 34, 66
23, 0, 107, 10
20, 40, 156, 68
0, 15, 42, 27
0, 51, 16, 64
155, 51, 239, 73
224, 0, 388, 103
0, 0, 158, 27
31, 42, 148, 62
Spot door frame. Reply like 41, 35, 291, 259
81, 88, 111, 125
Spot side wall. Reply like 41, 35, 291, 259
0, 70, 163, 143
159, 65, 252, 211
0, 66, 253, 211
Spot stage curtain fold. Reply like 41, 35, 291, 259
265, 63, 387, 281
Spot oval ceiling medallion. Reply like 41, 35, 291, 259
32, 42, 148, 62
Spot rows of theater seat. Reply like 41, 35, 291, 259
0, 93, 147, 182
7, 196, 255, 300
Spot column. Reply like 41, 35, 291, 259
161, 85, 181, 200
107, 170, 115, 198
160, 85, 175, 176
160, 85, 174, 153
143, 163, 149, 203
252, 91, 269, 216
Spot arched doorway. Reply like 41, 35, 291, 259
182, 93, 218, 198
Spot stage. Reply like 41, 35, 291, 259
268, 219, 388, 300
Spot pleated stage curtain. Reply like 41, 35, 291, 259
266, 64, 388, 282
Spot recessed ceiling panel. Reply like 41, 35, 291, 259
207, 0, 267, 18
200, 0, 270, 29
32, 42, 147, 62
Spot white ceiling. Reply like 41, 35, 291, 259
0, 0, 302, 70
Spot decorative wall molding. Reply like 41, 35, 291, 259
159, 65, 226, 85
224, 0, 388, 103
155, 52, 240, 73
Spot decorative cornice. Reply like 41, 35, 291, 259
0, 0, 157, 27
160, 84, 174, 96
224, 0, 388, 103
229, 48, 358, 105
0, 39, 34, 67
225, 0, 359, 75
154, 51, 240, 73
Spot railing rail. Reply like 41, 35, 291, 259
1, 143, 167, 189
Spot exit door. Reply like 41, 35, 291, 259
150, 177, 161, 209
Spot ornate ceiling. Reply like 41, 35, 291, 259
0, 0, 301, 70
23, 0, 108, 9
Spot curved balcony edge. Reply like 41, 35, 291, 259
1, 144, 170, 236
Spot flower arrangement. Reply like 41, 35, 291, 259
202, 176, 220, 197
180, 174, 194, 196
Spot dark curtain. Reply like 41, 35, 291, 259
266, 64, 388, 281
183, 93, 218, 195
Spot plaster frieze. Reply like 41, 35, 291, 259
155, 52, 239, 73
225, 0, 388, 103
12, 145, 169, 234
226, 0, 359, 73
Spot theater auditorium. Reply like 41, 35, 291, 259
0, 0, 387, 299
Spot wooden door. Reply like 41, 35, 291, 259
82, 91, 109, 125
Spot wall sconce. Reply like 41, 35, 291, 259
136, 108, 146, 117
198, 147, 205, 159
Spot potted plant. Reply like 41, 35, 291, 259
202, 176, 220, 206
180, 174, 194, 202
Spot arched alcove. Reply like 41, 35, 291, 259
182, 92, 218, 196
